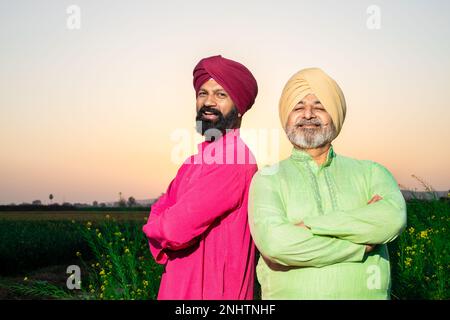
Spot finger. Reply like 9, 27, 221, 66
367, 197, 377, 204
374, 195, 383, 202
368, 195, 383, 204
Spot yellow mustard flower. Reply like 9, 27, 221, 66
405, 257, 412, 267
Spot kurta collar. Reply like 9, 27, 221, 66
290, 144, 336, 167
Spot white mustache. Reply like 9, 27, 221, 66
295, 119, 323, 126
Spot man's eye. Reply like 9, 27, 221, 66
217, 92, 227, 98
198, 92, 206, 97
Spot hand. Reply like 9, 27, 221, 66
364, 195, 382, 252
367, 194, 383, 204
296, 221, 310, 229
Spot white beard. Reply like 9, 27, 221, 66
286, 122, 337, 149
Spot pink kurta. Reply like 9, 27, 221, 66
142, 129, 258, 300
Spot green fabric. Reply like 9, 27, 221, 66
248, 145, 407, 299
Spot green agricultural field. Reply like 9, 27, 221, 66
0, 211, 148, 221
0, 200, 448, 300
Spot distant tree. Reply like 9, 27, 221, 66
118, 192, 126, 207
127, 196, 136, 207
49, 194, 54, 204
74, 203, 89, 207
93, 200, 98, 207
32, 200, 42, 205
62, 202, 72, 206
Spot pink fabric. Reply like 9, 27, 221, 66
142, 129, 258, 300
193, 55, 258, 116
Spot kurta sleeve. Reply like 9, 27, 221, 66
144, 174, 179, 265
303, 161, 407, 244
143, 164, 248, 251
248, 172, 366, 268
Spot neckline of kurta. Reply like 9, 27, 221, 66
290, 145, 336, 169
289, 145, 339, 213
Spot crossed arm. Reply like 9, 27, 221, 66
296, 195, 382, 253
300, 162, 407, 245
143, 164, 248, 264
248, 162, 407, 268
248, 173, 366, 268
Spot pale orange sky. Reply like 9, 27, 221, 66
1, 0, 449, 204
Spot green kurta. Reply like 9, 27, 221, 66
248, 145, 407, 299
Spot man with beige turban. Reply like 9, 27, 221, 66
248, 68, 407, 299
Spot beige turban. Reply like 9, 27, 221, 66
278, 68, 347, 135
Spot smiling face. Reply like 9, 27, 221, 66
285, 93, 337, 149
195, 78, 241, 139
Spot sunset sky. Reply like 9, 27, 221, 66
1, 0, 449, 204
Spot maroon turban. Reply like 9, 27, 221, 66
193, 55, 258, 116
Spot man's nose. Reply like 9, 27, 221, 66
303, 106, 315, 119
204, 94, 217, 107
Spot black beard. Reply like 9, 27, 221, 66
195, 106, 239, 141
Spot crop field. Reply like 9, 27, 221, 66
0, 199, 448, 300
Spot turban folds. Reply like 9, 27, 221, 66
279, 68, 347, 135
193, 55, 258, 116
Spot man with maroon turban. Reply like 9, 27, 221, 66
143, 55, 259, 299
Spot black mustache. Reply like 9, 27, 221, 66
197, 106, 222, 117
